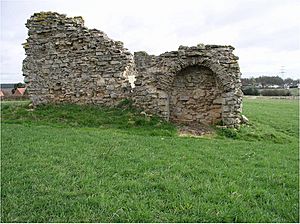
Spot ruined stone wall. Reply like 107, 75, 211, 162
23, 12, 133, 106
132, 45, 243, 127
23, 12, 243, 127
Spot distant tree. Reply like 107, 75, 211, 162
242, 76, 298, 88
242, 86, 260, 95
241, 78, 251, 86
284, 78, 294, 85
250, 77, 257, 86
241, 78, 248, 86
270, 76, 284, 85
292, 79, 299, 86
256, 76, 284, 87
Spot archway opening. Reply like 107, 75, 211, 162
169, 65, 222, 125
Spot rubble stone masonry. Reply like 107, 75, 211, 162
23, 12, 243, 127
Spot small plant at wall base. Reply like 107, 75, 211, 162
116, 98, 134, 110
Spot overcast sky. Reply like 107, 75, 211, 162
1, 0, 299, 83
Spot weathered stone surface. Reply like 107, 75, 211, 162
23, 12, 244, 128
23, 12, 132, 106
132, 45, 243, 127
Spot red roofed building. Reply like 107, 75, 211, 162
14, 87, 26, 96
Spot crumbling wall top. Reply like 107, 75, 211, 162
23, 11, 133, 105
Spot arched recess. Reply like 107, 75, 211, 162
169, 65, 223, 125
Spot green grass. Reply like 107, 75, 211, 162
1, 99, 299, 222
217, 98, 299, 144
0, 101, 176, 137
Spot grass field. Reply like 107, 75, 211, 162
1, 98, 299, 222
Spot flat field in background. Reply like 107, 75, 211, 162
1, 98, 299, 222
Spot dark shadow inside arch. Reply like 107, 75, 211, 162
169, 65, 223, 125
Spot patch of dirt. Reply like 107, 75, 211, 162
177, 123, 215, 137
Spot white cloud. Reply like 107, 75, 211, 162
238, 47, 300, 78
0, 40, 25, 83
1, 0, 299, 83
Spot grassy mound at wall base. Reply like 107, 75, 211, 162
1, 101, 177, 137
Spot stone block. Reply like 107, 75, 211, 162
110, 60, 121, 65
158, 91, 168, 99
106, 85, 115, 91
213, 98, 223, 104
179, 96, 189, 101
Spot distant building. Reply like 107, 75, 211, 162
0, 89, 12, 96
0, 83, 14, 96
0, 90, 4, 97
14, 87, 26, 96
256, 83, 263, 88
268, 85, 280, 88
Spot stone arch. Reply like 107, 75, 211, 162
154, 58, 240, 126
168, 64, 223, 125
168, 58, 231, 92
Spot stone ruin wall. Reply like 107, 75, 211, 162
23, 12, 133, 106
132, 45, 243, 127
23, 12, 243, 127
